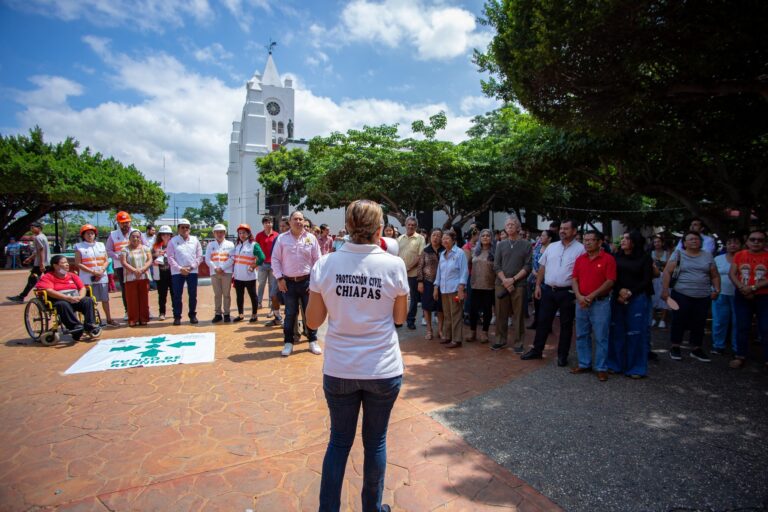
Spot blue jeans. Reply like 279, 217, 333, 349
575, 297, 611, 371
712, 294, 737, 350
283, 278, 316, 345
608, 294, 648, 376
406, 276, 419, 326
171, 273, 198, 319
257, 263, 278, 306
319, 375, 402, 512
734, 293, 768, 362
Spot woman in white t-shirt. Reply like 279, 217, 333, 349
307, 199, 408, 512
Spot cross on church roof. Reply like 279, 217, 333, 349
266, 39, 277, 55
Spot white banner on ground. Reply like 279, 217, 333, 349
64, 332, 216, 375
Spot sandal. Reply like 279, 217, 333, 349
425, 331, 433, 340
249, 316, 258, 323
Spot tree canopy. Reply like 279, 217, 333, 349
183, 193, 228, 227
0, 127, 167, 248
475, 0, 768, 235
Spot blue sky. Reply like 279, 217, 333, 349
0, 0, 499, 193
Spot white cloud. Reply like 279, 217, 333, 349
10, 44, 488, 193
321, 0, 492, 60
459, 95, 501, 115
193, 43, 234, 63
219, 0, 270, 32
4, 0, 215, 32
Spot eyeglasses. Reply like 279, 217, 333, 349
748, 237, 765, 243
179, 226, 190, 230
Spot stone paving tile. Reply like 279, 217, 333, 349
0, 270, 560, 511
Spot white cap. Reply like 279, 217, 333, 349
213, 223, 226, 232
177, 218, 191, 226
158, 225, 173, 234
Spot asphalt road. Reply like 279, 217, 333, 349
434, 337, 768, 512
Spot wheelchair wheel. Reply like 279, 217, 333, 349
41, 331, 59, 346
24, 299, 48, 341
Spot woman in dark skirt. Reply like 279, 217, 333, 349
417, 228, 444, 340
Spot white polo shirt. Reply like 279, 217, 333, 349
310, 242, 409, 380
539, 239, 586, 288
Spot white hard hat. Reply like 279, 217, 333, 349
213, 223, 227, 232
177, 218, 191, 226
158, 225, 173, 234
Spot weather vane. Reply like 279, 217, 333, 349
266, 39, 277, 55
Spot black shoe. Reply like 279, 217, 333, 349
557, 356, 568, 367
710, 347, 727, 356
70, 327, 84, 341
669, 346, 682, 360
189, 315, 199, 324
212, 315, 223, 323
690, 348, 711, 362
223, 315, 231, 323
382, 505, 392, 512
407, 323, 416, 330
7, 295, 23, 304
173, 317, 181, 326
521, 350, 542, 360
490, 342, 507, 351
526, 323, 537, 330
648, 351, 659, 361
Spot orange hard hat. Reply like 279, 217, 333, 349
116, 211, 131, 223
237, 223, 252, 233
80, 224, 98, 237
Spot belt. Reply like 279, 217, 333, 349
544, 284, 572, 293
282, 274, 309, 282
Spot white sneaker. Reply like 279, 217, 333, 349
309, 341, 322, 355
267, 310, 274, 318
123, 313, 128, 321
421, 318, 427, 326
281, 343, 293, 357
658, 320, 666, 329
490, 316, 496, 325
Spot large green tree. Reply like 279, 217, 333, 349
0, 127, 167, 250
476, 0, 768, 235
183, 193, 228, 227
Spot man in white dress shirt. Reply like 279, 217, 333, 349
165, 219, 203, 325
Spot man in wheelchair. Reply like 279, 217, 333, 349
35, 255, 102, 341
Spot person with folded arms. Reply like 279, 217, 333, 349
571, 230, 616, 381
205, 224, 235, 323
433, 230, 468, 349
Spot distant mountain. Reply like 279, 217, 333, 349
72, 192, 225, 227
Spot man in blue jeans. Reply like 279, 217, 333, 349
165, 219, 203, 325
571, 230, 616, 381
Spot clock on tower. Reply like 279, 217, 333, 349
266, 101, 280, 116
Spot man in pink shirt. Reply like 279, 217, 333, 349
272, 211, 321, 356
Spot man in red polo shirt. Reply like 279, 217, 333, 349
255, 215, 281, 322
36, 255, 101, 341
571, 230, 616, 381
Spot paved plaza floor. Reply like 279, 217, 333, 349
0, 270, 560, 511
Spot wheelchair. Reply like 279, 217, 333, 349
24, 287, 102, 345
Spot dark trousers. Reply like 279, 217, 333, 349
734, 293, 768, 361
531, 285, 576, 359
54, 297, 97, 333
283, 279, 316, 345
406, 276, 419, 326
171, 273, 198, 319
669, 290, 710, 347
469, 288, 493, 332
115, 267, 127, 309
156, 268, 173, 316
234, 279, 257, 315
19, 267, 43, 299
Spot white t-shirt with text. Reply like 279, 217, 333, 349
310, 242, 409, 380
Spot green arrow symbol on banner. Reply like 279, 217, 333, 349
138, 348, 163, 357
146, 344, 161, 349
150, 336, 167, 343
110, 345, 140, 352
168, 341, 196, 348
